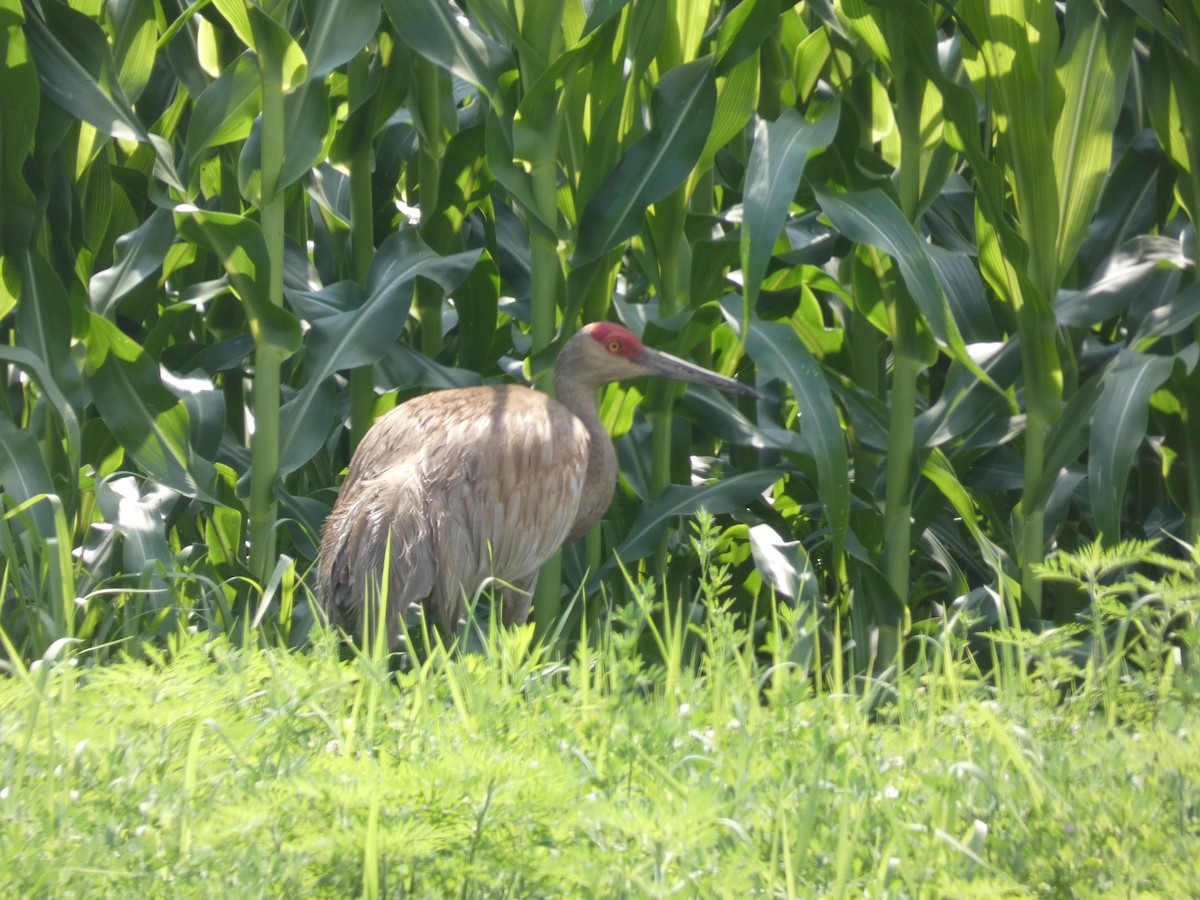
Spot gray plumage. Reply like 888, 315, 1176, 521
316, 322, 756, 646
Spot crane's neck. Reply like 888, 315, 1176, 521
554, 370, 617, 543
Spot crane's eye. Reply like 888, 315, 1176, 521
607, 339, 622, 353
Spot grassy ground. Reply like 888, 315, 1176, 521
1, 603, 1198, 899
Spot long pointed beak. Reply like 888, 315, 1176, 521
639, 347, 761, 399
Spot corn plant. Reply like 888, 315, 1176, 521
1, 0, 1198, 678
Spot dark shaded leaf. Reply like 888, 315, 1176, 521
1089, 349, 1178, 541
383, 0, 512, 97
175, 208, 302, 359
24, 0, 149, 142
89, 208, 177, 318
612, 469, 783, 565
301, 0, 380, 80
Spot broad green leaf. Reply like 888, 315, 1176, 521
1077, 131, 1161, 275
574, 57, 717, 264
697, 49, 760, 170
16, 250, 83, 409
422, 125, 494, 251
926, 245, 999, 344
1052, 0, 1136, 277
725, 300, 849, 558
383, 0, 512, 99
85, 315, 217, 501
238, 78, 330, 204
748, 522, 821, 608
582, 0, 634, 36
23, 0, 149, 142
814, 185, 992, 387
0, 411, 58, 537
959, 0, 1060, 296
161, 368, 225, 461
1056, 237, 1183, 328
740, 103, 839, 312
714, 0, 779, 75
301, 0, 380, 80
454, 252, 501, 373
278, 380, 336, 477
277, 232, 480, 473
611, 469, 782, 565
1133, 282, 1200, 345
109, 0, 157, 103
89, 208, 177, 318
1037, 377, 1103, 509
185, 52, 261, 177
366, 229, 481, 318
0, 12, 38, 251
1089, 349, 1177, 541
210, 0, 255, 50
175, 208, 302, 359
0, 345, 81, 481
485, 109, 554, 238
922, 449, 1009, 573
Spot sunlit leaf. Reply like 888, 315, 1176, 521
741, 103, 839, 312
575, 58, 717, 264
85, 315, 217, 501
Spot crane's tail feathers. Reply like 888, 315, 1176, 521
316, 471, 436, 650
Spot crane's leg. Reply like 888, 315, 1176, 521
500, 573, 538, 627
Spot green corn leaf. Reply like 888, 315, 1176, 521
23, 0, 149, 142
89, 208, 177, 318
1089, 349, 1179, 542
96, 476, 173, 587
184, 52, 261, 178
574, 57, 717, 265
277, 231, 480, 473
382, 0, 512, 99
301, 0, 380, 80
175, 208, 302, 359
1053, 0, 1136, 277
748, 522, 821, 608
0, 345, 81, 482
726, 300, 849, 558
610, 469, 782, 566
0, 411, 58, 537
959, 0, 1059, 297
714, 0, 779, 75
210, 0, 255, 51
698, 50, 760, 170
85, 315, 217, 501
0, 4, 38, 250
741, 103, 839, 313
238, 78, 330, 204
15, 250, 83, 411
814, 185, 994, 388
109, 0, 157, 103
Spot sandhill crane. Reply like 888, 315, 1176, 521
316, 321, 757, 647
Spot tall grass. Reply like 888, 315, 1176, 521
1, 524, 1197, 895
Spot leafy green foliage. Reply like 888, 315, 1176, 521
1, 0, 1199, 678
1, 579, 1198, 895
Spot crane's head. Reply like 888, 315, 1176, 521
557, 322, 760, 398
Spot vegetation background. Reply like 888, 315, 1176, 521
1, 0, 1198, 665
1, 0, 1199, 893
